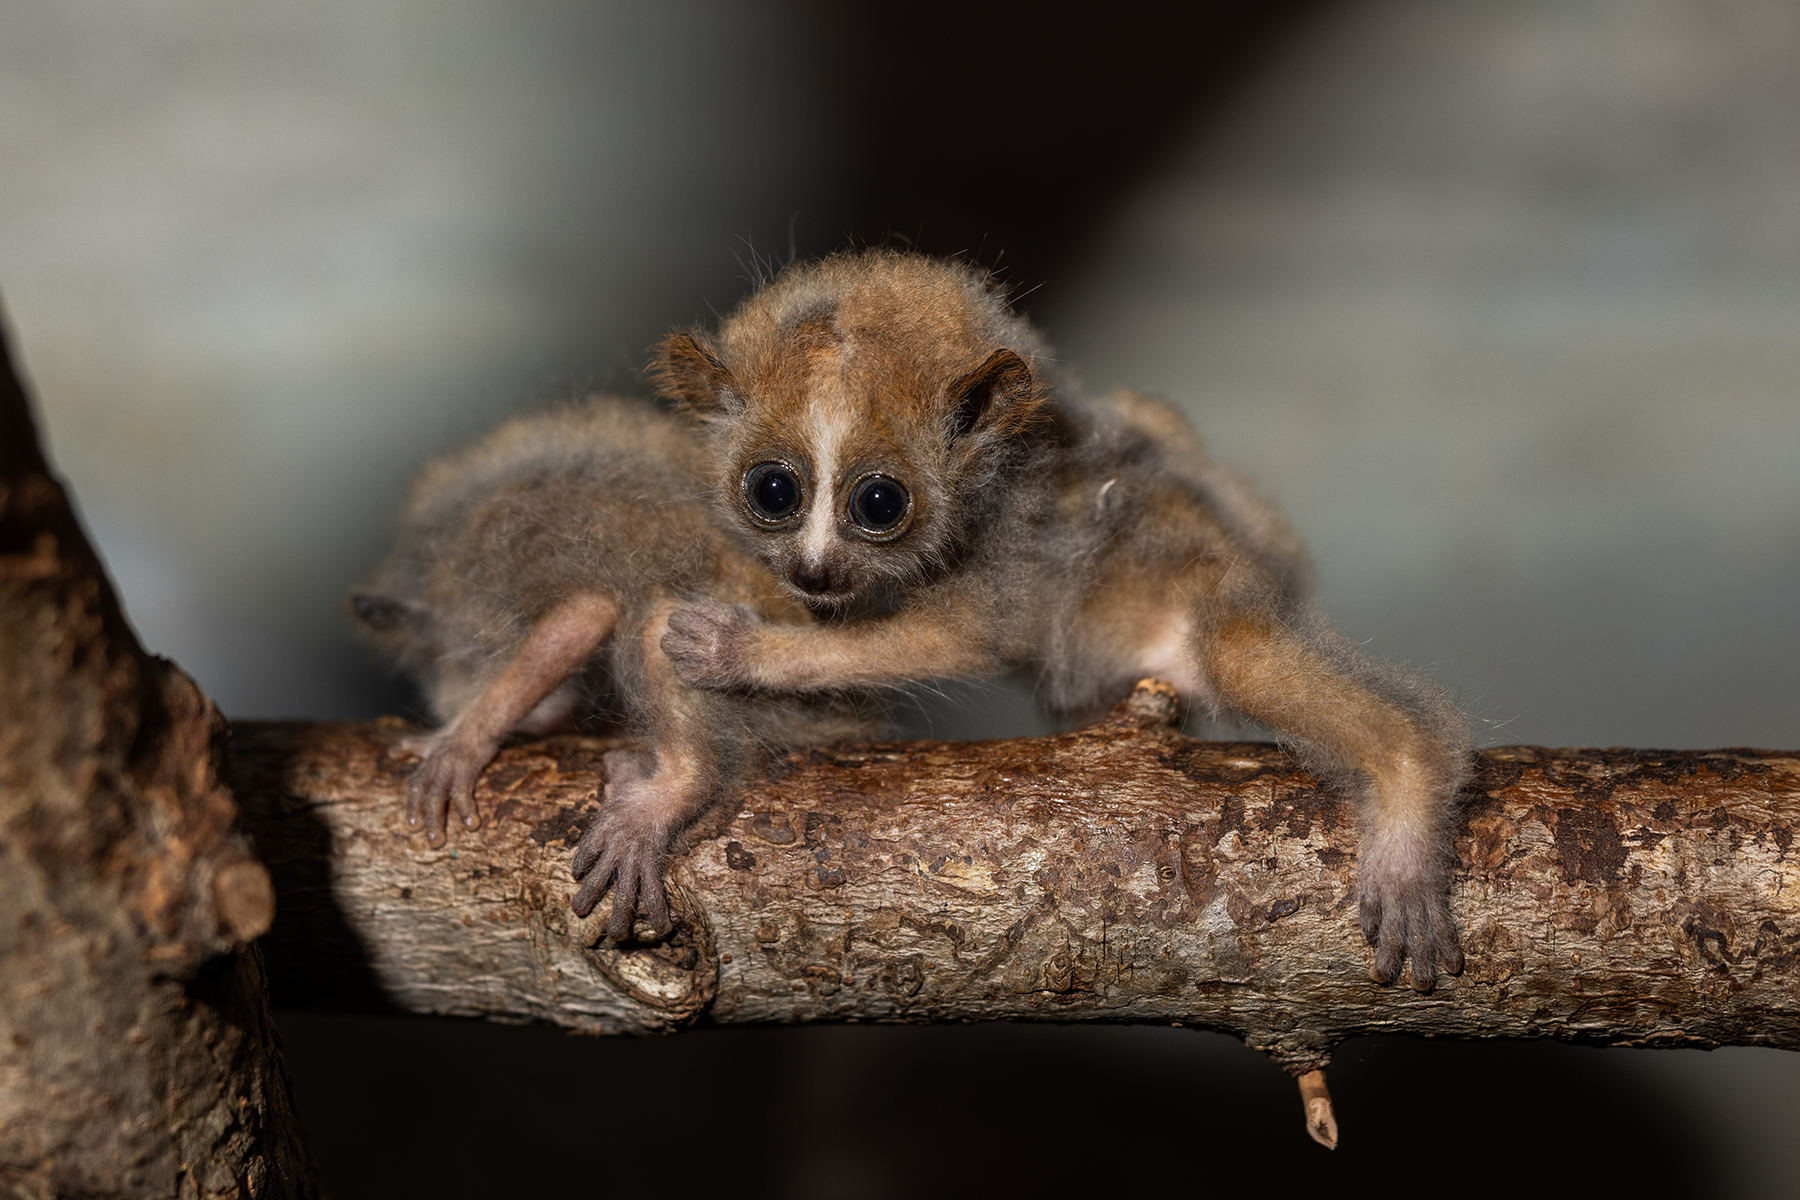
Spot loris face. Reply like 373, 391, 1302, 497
676, 337, 1027, 612
651, 252, 1053, 611
722, 380, 934, 610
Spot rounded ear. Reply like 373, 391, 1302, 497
347, 591, 425, 633
948, 348, 1045, 440
649, 331, 738, 418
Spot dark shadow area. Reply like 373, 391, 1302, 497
228, 725, 396, 1012
783, 0, 1327, 305
276, 1015, 1715, 1198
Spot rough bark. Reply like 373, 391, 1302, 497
0, 320, 321, 1199
232, 686, 1800, 1078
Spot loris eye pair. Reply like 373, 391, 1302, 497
743, 462, 910, 535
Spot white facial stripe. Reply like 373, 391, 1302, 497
800, 481, 836, 564
801, 397, 854, 566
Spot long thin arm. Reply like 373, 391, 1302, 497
1196, 610, 1470, 990
662, 598, 1005, 692
406, 592, 619, 844
572, 599, 730, 940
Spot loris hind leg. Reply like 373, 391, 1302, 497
571, 601, 725, 941
1194, 605, 1470, 991
405, 593, 618, 845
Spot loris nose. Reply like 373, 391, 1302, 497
791, 565, 834, 595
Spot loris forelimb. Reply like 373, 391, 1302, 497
395, 592, 619, 842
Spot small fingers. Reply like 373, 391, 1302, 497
569, 836, 672, 942
570, 874, 605, 918
1364, 888, 1462, 992
1417, 897, 1463, 983
638, 862, 672, 937
407, 761, 451, 845
570, 769, 679, 939
570, 846, 619, 916
660, 604, 745, 687
404, 772, 426, 831
450, 761, 483, 832
606, 865, 641, 942
661, 603, 725, 648
662, 606, 708, 638
1407, 932, 1438, 992
1368, 901, 1407, 986
571, 823, 610, 880
1359, 892, 1383, 947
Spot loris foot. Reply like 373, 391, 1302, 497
1357, 843, 1463, 992
404, 731, 494, 847
570, 749, 683, 941
662, 600, 755, 689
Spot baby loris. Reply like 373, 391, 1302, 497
656, 250, 1472, 991
351, 394, 878, 939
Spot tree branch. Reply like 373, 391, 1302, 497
234, 683, 1800, 1085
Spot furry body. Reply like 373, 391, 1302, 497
352, 395, 877, 939
658, 250, 1471, 990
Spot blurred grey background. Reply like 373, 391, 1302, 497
3, 0, 1797, 1195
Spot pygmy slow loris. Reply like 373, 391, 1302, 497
351, 394, 879, 940
657, 249, 1471, 991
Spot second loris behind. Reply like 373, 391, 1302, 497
351, 395, 877, 939
657, 250, 1473, 991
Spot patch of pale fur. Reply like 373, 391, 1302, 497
799, 391, 854, 570
515, 679, 581, 735
1132, 609, 1215, 707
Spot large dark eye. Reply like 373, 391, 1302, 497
744, 462, 802, 521
849, 474, 910, 534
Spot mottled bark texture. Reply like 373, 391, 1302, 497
234, 685, 1800, 1076
0, 324, 320, 1199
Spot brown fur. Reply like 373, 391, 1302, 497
659, 250, 1471, 990
351, 394, 879, 940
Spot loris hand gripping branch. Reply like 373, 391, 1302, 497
350, 396, 877, 940
658, 250, 1472, 991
